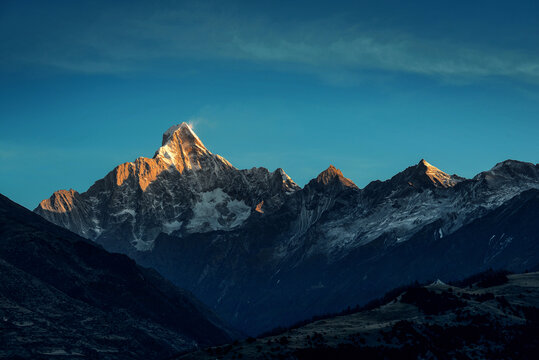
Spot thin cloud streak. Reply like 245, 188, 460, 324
2, 6, 539, 84
231, 29, 539, 81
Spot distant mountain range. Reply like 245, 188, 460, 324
0, 193, 234, 359
35, 123, 539, 334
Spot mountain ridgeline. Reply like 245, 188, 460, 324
35, 123, 539, 335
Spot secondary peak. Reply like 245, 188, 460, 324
316, 165, 357, 188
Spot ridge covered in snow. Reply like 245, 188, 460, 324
35, 124, 538, 258
35, 123, 299, 251
420, 159, 463, 188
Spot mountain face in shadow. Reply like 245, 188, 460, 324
0, 193, 235, 359
34, 123, 539, 335
139, 188, 539, 335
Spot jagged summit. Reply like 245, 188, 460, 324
418, 159, 429, 166
162, 122, 205, 147
413, 159, 463, 188
154, 122, 218, 171
35, 123, 300, 250
364, 159, 464, 194
314, 165, 357, 188
316, 165, 339, 184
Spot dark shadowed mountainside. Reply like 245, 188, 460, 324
0, 193, 235, 359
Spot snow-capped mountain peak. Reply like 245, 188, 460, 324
154, 122, 216, 170
418, 159, 462, 188
35, 123, 301, 251
363, 159, 463, 196
161, 122, 205, 147
34, 123, 539, 275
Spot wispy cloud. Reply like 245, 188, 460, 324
2, 3, 539, 84
233, 33, 539, 82
186, 116, 213, 132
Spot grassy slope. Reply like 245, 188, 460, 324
180, 272, 539, 359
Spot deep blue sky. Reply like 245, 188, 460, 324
1, 0, 538, 209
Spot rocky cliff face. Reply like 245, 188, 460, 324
35, 124, 539, 334
36, 123, 299, 254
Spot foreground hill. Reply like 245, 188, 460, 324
0, 194, 235, 359
180, 271, 539, 359
35, 123, 539, 334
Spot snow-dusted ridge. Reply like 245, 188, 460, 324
420, 159, 463, 188
35, 123, 538, 256
36, 123, 300, 251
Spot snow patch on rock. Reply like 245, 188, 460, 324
162, 220, 183, 235
187, 188, 251, 233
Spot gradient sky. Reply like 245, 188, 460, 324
1, 0, 538, 209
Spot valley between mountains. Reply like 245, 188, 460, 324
34, 123, 539, 336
